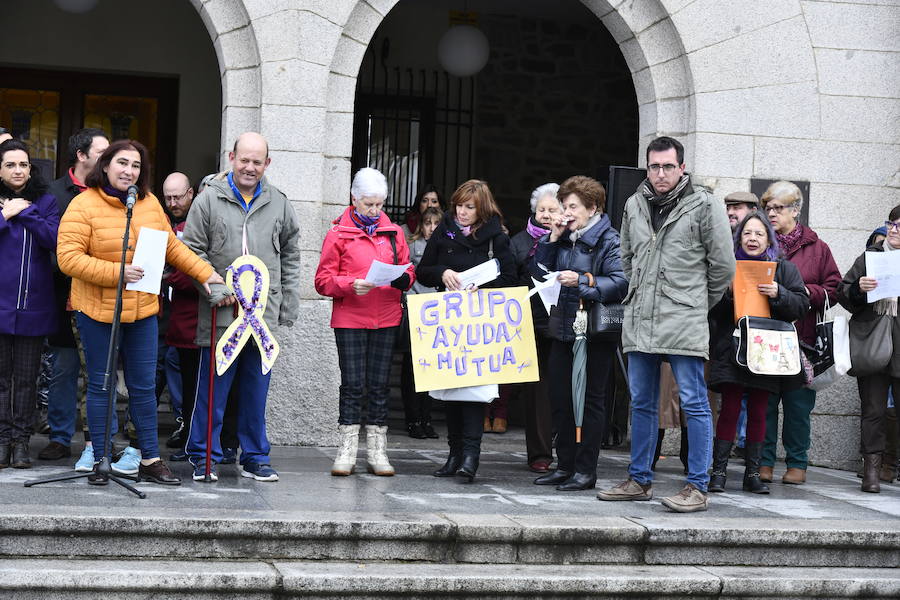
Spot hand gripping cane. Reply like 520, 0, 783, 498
205, 306, 217, 482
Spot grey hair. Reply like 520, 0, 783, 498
761, 180, 804, 214
529, 182, 561, 213
350, 167, 388, 200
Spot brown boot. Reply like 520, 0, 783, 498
483, 416, 492, 433
782, 467, 806, 485
758, 465, 774, 483
491, 417, 507, 434
861, 453, 881, 493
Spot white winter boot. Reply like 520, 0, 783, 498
331, 424, 360, 476
365, 425, 394, 476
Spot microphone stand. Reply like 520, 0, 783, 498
26, 192, 147, 498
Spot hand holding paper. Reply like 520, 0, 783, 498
865, 250, 900, 302
125, 227, 168, 295
364, 260, 413, 287
458, 258, 500, 289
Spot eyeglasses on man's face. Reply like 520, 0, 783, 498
164, 190, 190, 204
765, 203, 795, 215
885, 220, 900, 233
647, 163, 679, 174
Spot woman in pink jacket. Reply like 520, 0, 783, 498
315, 168, 415, 478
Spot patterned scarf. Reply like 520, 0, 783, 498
639, 174, 691, 211
455, 221, 471, 237
350, 209, 380, 236
776, 223, 805, 258
525, 216, 550, 257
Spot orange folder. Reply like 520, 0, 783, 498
733, 260, 776, 322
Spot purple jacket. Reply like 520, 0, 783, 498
0, 191, 60, 336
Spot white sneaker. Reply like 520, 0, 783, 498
74, 446, 95, 472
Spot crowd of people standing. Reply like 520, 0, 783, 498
0, 129, 896, 509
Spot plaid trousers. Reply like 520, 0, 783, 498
0, 334, 45, 443
334, 327, 398, 425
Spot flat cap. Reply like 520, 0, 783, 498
724, 191, 760, 207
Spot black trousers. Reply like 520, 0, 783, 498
443, 400, 483, 456
548, 337, 615, 475
176, 347, 201, 428
858, 373, 900, 454
401, 351, 432, 425
524, 334, 554, 463
0, 334, 44, 444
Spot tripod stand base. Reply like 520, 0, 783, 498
24, 459, 147, 499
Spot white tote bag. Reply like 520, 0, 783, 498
832, 314, 851, 376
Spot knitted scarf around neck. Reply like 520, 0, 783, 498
640, 174, 691, 211
568, 213, 602, 244
525, 216, 550, 257
777, 223, 805, 257
350, 209, 379, 236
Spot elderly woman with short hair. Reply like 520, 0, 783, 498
315, 168, 415, 477
759, 181, 842, 486
509, 182, 562, 472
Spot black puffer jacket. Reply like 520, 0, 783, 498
510, 223, 551, 336
416, 212, 517, 291
708, 258, 809, 393
532, 214, 628, 343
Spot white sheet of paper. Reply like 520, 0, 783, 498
125, 227, 168, 295
529, 272, 561, 316
458, 258, 500, 289
428, 383, 498, 403
364, 260, 412, 286
866, 250, 900, 302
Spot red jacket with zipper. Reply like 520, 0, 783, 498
315, 207, 415, 329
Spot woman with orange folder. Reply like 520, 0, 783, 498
707, 212, 808, 494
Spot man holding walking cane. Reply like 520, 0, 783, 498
182, 132, 301, 483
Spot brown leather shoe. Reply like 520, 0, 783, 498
38, 441, 71, 460
782, 467, 806, 485
138, 459, 181, 486
758, 465, 773, 483
483, 416, 492, 433
491, 418, 507, 434
861, 453, 881, 493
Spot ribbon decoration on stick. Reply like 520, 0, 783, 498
215, 255, 280, 375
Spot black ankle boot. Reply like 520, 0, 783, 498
708, 438, 733, 493
742, 441, 770, 494
556, 472, 597, 491
0, 444, 10, 469
534, 469, 573, 485
11, 440, 31, 469
456, 454, 478, 482
433, 453, 462, 477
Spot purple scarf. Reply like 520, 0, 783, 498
455, 221, 471, 237
777, 223, 804, 258
350, 209, 380, 236
102, 185, 129, 204
735, 246, 778, 261
525, 217, 550, 257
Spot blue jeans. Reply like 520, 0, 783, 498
46, 345, 81, 446
186, 342, 272, 467
627, 352, 713, 492
76, 313, 160, 461
164, 345, 182, 419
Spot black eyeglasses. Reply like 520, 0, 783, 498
164, 190, 190, 204
885, 220, 900, 233
647, 163, 679, 174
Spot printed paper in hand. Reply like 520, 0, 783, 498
125, 227, 168, 295
865, 250, 900, 302
364, 260, 412, 287
528, 272, 561, 316
458, 258, 500, 289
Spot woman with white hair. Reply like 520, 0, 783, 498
509, 182, 562, 472
759, 180, 841, 486
315, 167, 415, 477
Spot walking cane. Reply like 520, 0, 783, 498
205, 305, 217, 482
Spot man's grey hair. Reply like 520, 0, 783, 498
530, 182, 561, 213
351, 167, 388, 201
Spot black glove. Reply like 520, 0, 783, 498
390, 273, 410, 290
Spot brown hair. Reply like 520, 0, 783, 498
411, 206, 443, 241
889, 204, 900, 223
85, 139, 151, 198
450, 179, 502, 236
557, 175, 606, 213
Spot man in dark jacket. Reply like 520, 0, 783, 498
38, 128, 108, 465
597, 136, 735, 513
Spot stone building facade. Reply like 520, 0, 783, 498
183, 0, 897, 468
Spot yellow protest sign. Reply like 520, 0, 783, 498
406, 286, 539, 392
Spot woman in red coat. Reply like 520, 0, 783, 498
315, 167, 415, 478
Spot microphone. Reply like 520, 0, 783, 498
126, 185, 138, 210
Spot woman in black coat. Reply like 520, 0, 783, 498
707, 212, 809, 494
530, 176, 627, 491
416, 179, 517, 482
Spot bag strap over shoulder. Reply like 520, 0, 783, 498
386, 231, 399, 265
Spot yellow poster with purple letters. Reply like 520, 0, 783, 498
407, 287, 539, 392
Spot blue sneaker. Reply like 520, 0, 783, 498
74, 446, 95, 472
192, 461, 218, 482
241, 462, 278, 482
221, 447, 237, 465
111, 446, 141, 475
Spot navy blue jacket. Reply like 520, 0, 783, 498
532, 214, 628, 342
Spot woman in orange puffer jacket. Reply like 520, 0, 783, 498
57, 139, 222, 486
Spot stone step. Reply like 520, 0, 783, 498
1, 512, 898, 568
0, 560, 897, 599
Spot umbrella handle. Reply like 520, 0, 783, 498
575, 426, 582, 444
